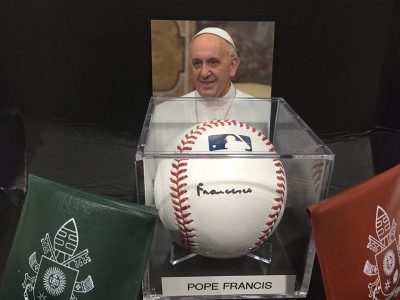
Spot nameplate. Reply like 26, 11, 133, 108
161, 275, 296, 296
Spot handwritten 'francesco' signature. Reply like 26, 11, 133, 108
196, 183, 252, 197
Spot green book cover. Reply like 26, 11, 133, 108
0, 175, 157, 300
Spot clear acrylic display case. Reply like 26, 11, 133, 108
135, 97, 334, 299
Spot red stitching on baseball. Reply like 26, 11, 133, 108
169, 158, 196, 250
168, 120, 285, 254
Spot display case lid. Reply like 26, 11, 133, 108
136, 97, 334, 160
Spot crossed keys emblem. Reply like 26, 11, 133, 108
22, 218, 94, 299
363, 206, 400, 299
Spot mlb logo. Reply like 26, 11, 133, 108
34, 256, 78, 299
208, 134, 252, 152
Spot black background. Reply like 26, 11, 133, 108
1, 0, 399, 133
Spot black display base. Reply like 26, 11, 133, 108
170, 241, 272, 266
146, 221, 295, 296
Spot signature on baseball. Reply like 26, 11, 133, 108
196, 183, 253, 197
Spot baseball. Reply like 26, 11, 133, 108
154, 120, 286, 258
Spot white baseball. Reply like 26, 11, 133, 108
154, 120, 286, 258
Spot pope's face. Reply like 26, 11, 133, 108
190, 34, 239, 98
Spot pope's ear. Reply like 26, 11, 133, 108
229, 56, 240, 77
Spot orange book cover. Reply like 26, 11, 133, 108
308, 164, 400, 300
